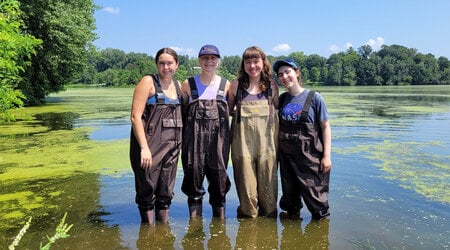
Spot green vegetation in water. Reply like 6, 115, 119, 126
319, 85, 450, 203
0, 88, 132, 235
8, 213, 72, 250
335, 140, 449, 203
0, 86, 449, 247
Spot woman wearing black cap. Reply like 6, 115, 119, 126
180, 44, 231, 219
273, 58, 332, 220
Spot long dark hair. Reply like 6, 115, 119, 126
237, 46, 272, 91
155, 47, 179, 64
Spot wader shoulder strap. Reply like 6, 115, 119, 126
300, 90, 316, 120
150, 74, 183, 104
188, 77, 198, 100
267, 86, 274, 126
173, 79, 183, 103
278, 92, 288, 118
279, 92, 288, 107
150, 74, 165, 104
235, 83, 244, 124
216, 78, 227, 100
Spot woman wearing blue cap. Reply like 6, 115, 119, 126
273, 58, 332, 220
180, 44, 231, 219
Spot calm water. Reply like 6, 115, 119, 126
1, 86, 449, 249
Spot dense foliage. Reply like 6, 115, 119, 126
0, 0, 41, 121
17, 0, 97, 105
75, 45, 450, 87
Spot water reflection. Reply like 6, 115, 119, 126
34, 112, 80, 130
235, 218, 278, 249
180, 218, 231, 249
137, 223, 176, 250
280, 218, 330, 249
181, 218, 206, 249
207, 218, 231, 249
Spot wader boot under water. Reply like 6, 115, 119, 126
188, 204, 203, 218
139, 208, 154, 225
212, 206, 225, 219
156, 209, 169, 223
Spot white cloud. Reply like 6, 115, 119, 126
366, 37, 385, 51
345, 42, 353, 50
171, 46, 195, 57
329, 37, 384, 54
103, 7, 120, 14
272, 43, 291, 53
329, 44, 340, 54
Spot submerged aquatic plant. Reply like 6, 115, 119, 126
8, 217, 32, 250
8, 213, 73, 250
40, 213, 73, 250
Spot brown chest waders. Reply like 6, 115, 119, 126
278, 91, 330, 220
181, 77, 231, 218
130, 74, 182, 223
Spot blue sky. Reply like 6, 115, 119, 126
93, 0, 450, 58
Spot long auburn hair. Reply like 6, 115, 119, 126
237, 46, 272, 92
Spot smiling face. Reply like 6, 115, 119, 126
277, 65, 301, 89
157, 53, 178, 78
243, 57, 263, 79
198, 55, 219, 73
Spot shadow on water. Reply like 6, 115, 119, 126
34, 112, 80, 130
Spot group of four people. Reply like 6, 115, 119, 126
129, 45, 332, 225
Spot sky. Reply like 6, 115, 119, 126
93, 0, 450, 59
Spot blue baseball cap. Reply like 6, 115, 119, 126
273, 58, 298, 73
198, 45, 221, 58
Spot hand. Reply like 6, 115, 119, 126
140, 148, 152, 169
320, 156, 332, 173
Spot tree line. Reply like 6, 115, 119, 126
1, 0, 450, 121
76, 45, 450, 88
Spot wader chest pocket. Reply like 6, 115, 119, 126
195, 110, 218, 119
162, 119, 183, 128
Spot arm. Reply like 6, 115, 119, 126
320, 120, 332, 173
227, 79, 238, 116
270, 80, 280, 109
130, 75, 154, 169
180, 79, 191, 106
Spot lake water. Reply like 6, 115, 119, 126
1, 86, 449, 249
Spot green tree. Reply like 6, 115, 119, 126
304, 54, 327, 83
18, 0, 97, 105
411, 53, 439, 85
325, 53, 341, 85
377, 45, 415, 85
324, 50, 358, 86
437, 56, 450, 84
0, 0, 41, 121
221, 55, 241, 79
357, 45, 379, 85
357, 44, 373, 59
